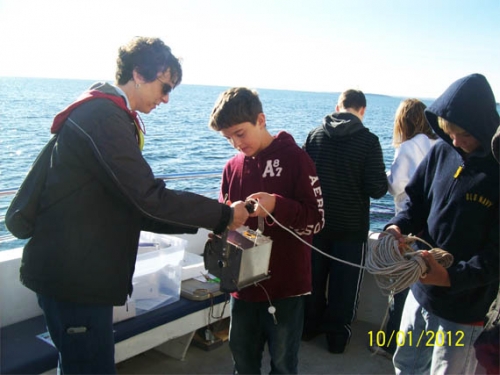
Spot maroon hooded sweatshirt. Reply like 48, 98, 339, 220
220, 131, 324, 302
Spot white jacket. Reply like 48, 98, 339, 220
387, 134, 438, 214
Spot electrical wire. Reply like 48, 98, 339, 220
246, 199, 364, 269
255, 282, 278, 325
247, 199, 454, 295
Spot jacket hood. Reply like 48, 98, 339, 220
322, 112, 366, 138
255, 131, 298, 159
51, 82, 133, 134
89, 82, 121, 95
50, 82, 144, 150
425, 73, 499, 158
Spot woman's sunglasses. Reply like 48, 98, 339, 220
156, 78, 172, 96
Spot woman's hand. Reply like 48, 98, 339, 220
228, 201, 249, 230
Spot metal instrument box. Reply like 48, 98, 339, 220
204, 227, 272, 292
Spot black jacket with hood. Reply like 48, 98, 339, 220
20, 82, 231, 305
387, 73, 499, 323
304, 112, 387, 241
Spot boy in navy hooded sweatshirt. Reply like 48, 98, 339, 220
209, 87, 324, 374
384, 73, 499, 374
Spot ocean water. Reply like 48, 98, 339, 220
0, 77, 425, 251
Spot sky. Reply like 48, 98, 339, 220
0, 0, 499, 100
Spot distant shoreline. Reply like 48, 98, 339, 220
0, 75, 440, 101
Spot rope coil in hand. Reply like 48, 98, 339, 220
365, 232, 454, 296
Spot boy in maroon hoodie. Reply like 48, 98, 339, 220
209, 87, 325, 374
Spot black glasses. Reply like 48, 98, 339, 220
156, 78, 172, 96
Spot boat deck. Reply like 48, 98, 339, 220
115, 319, 395, 374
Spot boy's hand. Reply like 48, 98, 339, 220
383, 225, 403, 240
382, 225, 407, 253
419, 250, 451, 287
379, 225, 407, 254
228, 201, 249, 230
246, 192, 276, 218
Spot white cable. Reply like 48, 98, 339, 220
247, 199, 454, 295
255, 282, 278, 325
247, 199, 364, 269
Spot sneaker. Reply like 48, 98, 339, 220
368, 344, 393, 360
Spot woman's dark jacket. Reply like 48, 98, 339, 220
20, 83, 231, 305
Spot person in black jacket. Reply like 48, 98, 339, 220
18, 36, 249, 374
303, 89, 388, 353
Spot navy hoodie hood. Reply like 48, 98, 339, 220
425, 73, 499, 158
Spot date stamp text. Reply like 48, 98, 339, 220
368, 330, 465, 348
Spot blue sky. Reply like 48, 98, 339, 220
0, 0, 498, 99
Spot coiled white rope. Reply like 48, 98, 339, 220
365, 232, 454, 296
364, 232, 454, 337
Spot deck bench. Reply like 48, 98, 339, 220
1, 294, 229, 375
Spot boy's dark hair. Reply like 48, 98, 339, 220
115, 36, 182, 87
338, 89, 366, 111
209, 87, 263, 131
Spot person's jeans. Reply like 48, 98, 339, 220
229, 296, 304, 374
394, 290, 482, 375
37, 294, 116, 375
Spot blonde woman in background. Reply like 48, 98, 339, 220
387, 98, 438, 214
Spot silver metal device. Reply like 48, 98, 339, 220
203, 226, 272, 293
